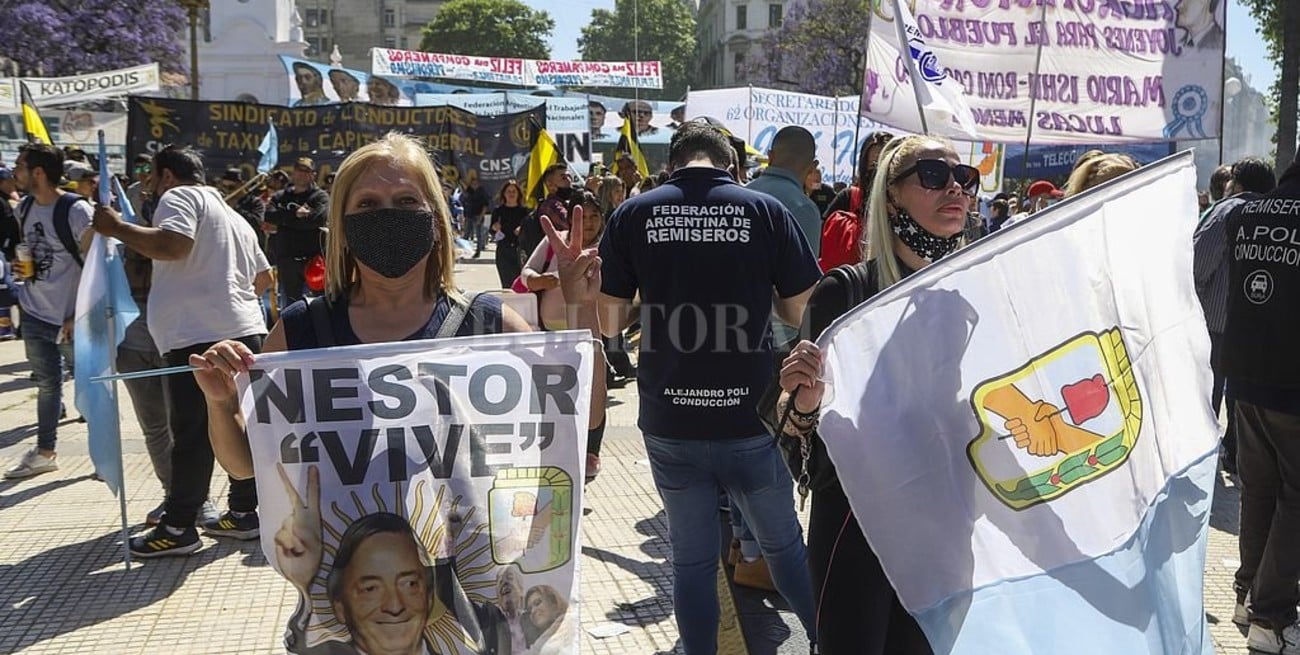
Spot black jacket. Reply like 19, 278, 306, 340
1223, 180, 1300, 389
230, 192, 268, 253
266, 185, 329, 258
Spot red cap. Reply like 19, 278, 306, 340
1027, 180, 1063, 199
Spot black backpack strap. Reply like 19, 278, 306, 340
828, 263, 869, 310
53, 194, 85, 268
436, 291, 482, 339
307, 296, 336, 347
17, 196, 33, 230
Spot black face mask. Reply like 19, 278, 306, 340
891, 207, 962, 263
343, 208, 437, 278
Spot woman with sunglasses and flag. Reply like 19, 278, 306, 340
766, 134, 980, 654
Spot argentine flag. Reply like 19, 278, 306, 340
74, 132, 141, 496
816, 151, 1217, 654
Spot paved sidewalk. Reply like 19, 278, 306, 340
0, 255, 1263, 654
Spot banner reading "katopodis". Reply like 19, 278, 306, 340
0, 63, 161, 111
371, 48, 663, 89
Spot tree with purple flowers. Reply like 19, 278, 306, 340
0, 1, 187, 78
746, 0, 872, 98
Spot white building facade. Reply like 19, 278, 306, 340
695, 0, 786, 89
191, 0, 307, 104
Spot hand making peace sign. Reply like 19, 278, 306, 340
540, 204, 602, 306
274, 463, 323, 593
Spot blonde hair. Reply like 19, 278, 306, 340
1063, 153, 1139, 197
324, 132, 458, 301
596, 175, 624, 215
865, 134, 964, 288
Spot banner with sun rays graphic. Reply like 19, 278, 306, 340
237, 331, 595, 655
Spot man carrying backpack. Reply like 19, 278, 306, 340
4, 143, 92, 479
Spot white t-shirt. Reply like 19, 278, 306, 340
148, 185, 270, 354
17, 194, 92, 325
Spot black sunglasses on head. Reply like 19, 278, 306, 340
891, 159, 980, 194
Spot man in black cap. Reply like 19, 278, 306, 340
220, 167, 267, 254
265, 157, 328, 306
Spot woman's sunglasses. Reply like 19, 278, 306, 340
891, 159, 980, 194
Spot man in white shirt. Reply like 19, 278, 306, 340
3, 144, 92, 479
93, 144, 272, 557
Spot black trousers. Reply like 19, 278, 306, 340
1210, 332, 1238, 466
807, 481, 932, 655
161, 335, 263, 528
495, 245, 522, 288
276, 256, 309, 306
1234, 400, 1300, 629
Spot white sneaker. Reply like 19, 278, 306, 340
4, 448, 58, 479
198, 500, 221, 527
1234, 600, 1250, 627
1247, 621, 1300, 655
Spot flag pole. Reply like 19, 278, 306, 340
852, 4, 875, 178
1216, 7, 1229, 164
1021, 2, 1049, 180
890, 0, 930, 134
99, 130, 132, 571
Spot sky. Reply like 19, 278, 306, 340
531, 0, 1276, 95
1225, 0, 1275, 93
523, 0, 612, 60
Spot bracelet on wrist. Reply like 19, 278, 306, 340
789, 404, 820, 422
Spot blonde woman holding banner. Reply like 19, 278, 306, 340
186, 132, 606, 655
770, 135, 979, 654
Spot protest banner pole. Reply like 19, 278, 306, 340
851, 6, 874, 178
99, 130, 132, 570
1021, 2, 1050, 179
747, 84, 754, 142
890, 0, 930, 134
91, 364, 197, 384
1217, 7, 1229, 164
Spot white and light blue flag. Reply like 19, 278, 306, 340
74, 132, 141, 496
816, 151, 1217, 654
257, 118, 278, 174
885, 0, 980, 138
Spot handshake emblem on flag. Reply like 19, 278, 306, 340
968, 328, 1143, 510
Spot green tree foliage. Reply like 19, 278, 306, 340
419, 0, 554, 60
578, 0, 697, 100
1241, 0, 1298, 170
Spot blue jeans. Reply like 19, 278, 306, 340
22, 315, 73, 451
643, 433, 816, 654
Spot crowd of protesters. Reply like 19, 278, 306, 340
0, 115, 1296, 655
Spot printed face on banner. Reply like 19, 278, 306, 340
281, 56, 413, 106
237, 334, 593, 655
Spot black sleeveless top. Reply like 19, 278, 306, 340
280, 292, 504, 350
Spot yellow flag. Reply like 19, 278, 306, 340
525, 125, 560, 209
614, 117, 649, 179
19, 82, 51, 145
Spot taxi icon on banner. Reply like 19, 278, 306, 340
1245, 269, 1273, 305
967, 329, 1143, 510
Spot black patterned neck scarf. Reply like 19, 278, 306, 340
891, 208, 961, 263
